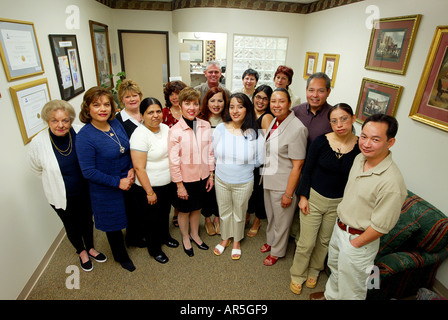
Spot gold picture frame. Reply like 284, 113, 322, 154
10, 78, 51, 144
322, 54, 339, 87
365, 14, 421, 75
303, 52, 318, 79
409, 26, 448, 132
355, 78, 403, 124
0, 18, 44, 81
89, 20, 113, 89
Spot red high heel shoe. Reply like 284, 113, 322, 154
263, 254, 279, 266
260, 243, 271, 253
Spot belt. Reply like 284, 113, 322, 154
337, 218, 363, 235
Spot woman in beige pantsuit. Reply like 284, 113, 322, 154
261, 88, 308, 266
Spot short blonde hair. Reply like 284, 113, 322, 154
41, 100, 76, 124
178, 87, 200, 106
117, 79, 143, 105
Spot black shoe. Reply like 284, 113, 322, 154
182, 241, 194, 257
121, 259, 136, 272
190, 237, 209, 250
165, 237, 179, 248
154, 251, 169, 264
88, 252, 107, 263
79, 257, 93, 272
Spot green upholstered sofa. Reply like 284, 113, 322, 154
367, 190, 448, 300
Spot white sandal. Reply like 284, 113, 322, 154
231, 249, 241, 260
213, 240, 231, 256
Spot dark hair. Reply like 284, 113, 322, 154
139, 97, 163, 115
242, 68, 259, 82
79, 86, 116, 123
163, 81, 187, 107
274, 66, 294, 88
225, 92, 259, 139
328, 103, 354, 120
198, 87, 228, 122
253, 85, 273, 114
272, 87, 291, 103
362, 114, 399, 140
307, 72, 331, 90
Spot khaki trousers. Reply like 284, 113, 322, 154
264, 189, 297, 257
290, 188, 341, 284
325, 222, 380, 300
215, 177, 253, 242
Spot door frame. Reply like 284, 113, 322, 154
117, 30, 170, 79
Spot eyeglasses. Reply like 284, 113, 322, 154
254, 95, 269, 101
330, 116, 350, 125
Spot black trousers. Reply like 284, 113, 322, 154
134, 183, 174, 256
247, 167, 267, 219
123, 184, 145, 245
105, 230, 130, 263
51, 194, 94, 254
201, 185, 220, 218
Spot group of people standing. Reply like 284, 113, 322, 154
29, 61, 407, 300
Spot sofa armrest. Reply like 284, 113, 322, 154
376, 249, 448, 280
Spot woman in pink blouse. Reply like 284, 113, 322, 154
168, 87, 215, 257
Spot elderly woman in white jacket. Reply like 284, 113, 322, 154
28, 100, 106, 272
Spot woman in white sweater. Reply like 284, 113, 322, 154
28, 100, 106, 272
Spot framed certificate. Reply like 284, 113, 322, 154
0, 18, 44, 81
9, 78, 51, 144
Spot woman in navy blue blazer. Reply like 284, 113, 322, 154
76, 86, 136, 272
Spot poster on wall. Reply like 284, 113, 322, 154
9, 78, 50, 144
49, 34, 85, 101
0, 18, 44, 81
409, 26, 448, 132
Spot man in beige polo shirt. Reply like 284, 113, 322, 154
311, 114, 407, 300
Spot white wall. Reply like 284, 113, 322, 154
1, 0, 447, 299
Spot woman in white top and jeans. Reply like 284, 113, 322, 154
212, 93, 265, 260
130, 97, 179, 264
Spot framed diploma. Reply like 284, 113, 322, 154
9, 78, 51, 144
0, 18, 44, 81
89, 20, 113, 89
49, 34, 85, 101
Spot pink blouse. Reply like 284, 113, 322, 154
168, 117, 214, 183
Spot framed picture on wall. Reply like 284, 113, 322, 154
89, 20, 113, 89
9, 78, 50, 144
303, 52, 318, 79
321, 54, 339, 87
409, 26, 448, 132
355, 78, 403, 124
365, 14, 421, 75
0, 18, 44, 81
49, 34, 85, 101
183, 39, 203, 63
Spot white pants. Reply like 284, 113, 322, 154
325, 222, 379, 300
215, 177, 253, 242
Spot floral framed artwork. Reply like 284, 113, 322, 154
355, 78, 403, 124
365, 14, 421, 75
89, 20, 113, 89
0, 18, 44, 81
409, 26, 448, 132
49, 34, 85, 101
303, 52, 318, 79
9, 78, 50, 144
321, 54, 339, 87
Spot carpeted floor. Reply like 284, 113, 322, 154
26, 212, 327, 300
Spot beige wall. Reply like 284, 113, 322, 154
1, 0, 447, 299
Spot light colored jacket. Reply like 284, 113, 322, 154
28, 125, 82, 210
168, 117, 214, 183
